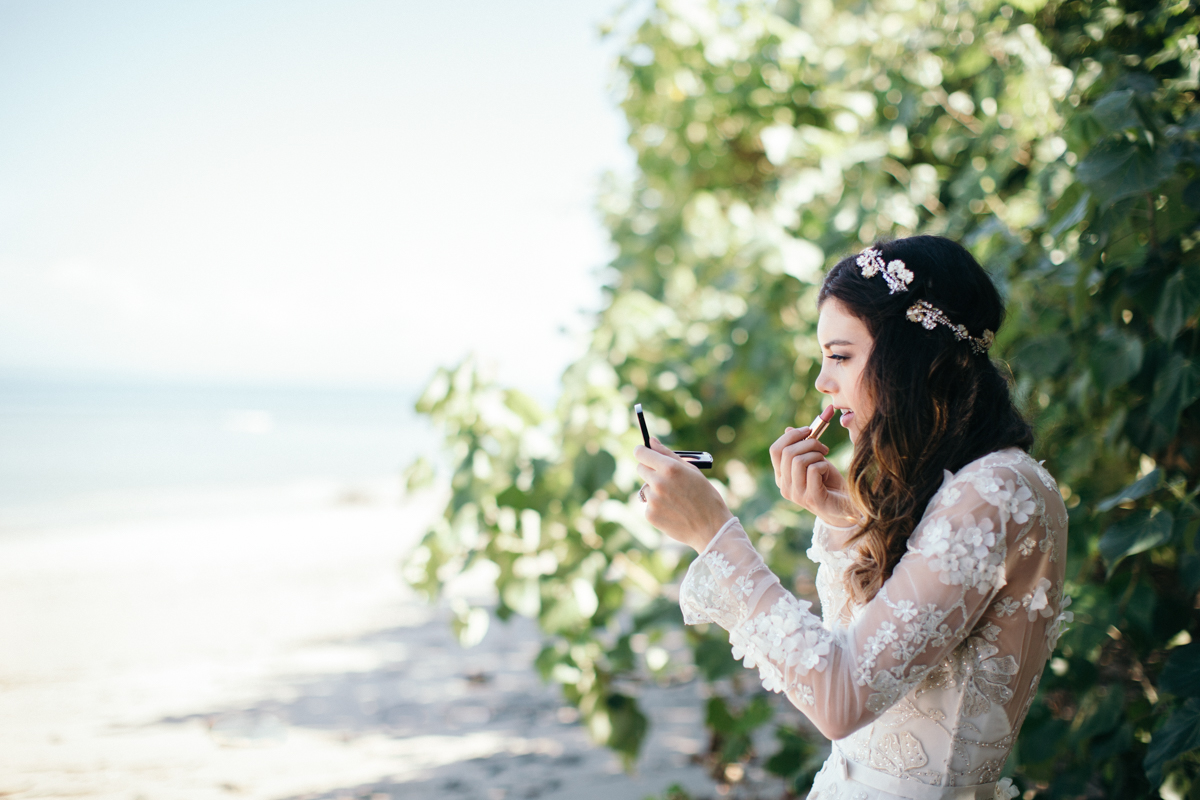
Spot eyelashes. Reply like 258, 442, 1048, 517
825, 354, 849, 362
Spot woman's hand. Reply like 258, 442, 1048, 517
769, 427, 860, 527
634, 438, 733, 552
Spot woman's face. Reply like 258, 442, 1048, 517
814, 297, 874, 443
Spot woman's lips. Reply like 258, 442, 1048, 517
839, 410, 854, 427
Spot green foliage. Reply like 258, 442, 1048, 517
642, 785, 694, 800
706, 693, 773, 764
407, 0, 1200, 795
765, 725, 827, 796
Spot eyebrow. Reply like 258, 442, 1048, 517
821, 339, 856, 349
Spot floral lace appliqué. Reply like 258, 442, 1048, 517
868, 731, 929, 776
992, 596, 1021, 617
914, 513, 1006, 592
856, 621, 899, 684
728, 594, 832, 693
1048, 594, 1074, 652
1022, 578, 1054, 621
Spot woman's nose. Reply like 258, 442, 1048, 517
814, 367, 835, 395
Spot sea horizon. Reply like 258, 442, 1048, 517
0, 371, 443, 534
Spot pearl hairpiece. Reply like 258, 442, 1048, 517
856, 246, 995, 355
906, 300, 996, 355
856, 247, 914, 294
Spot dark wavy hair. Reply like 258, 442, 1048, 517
818, 235, 1033, 607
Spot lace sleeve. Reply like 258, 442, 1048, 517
679, 460, 1050, 741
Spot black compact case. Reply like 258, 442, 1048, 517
673, 450, 714, 469
634, 404, 713, 469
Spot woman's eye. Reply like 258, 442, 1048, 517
826, 354, 848, 362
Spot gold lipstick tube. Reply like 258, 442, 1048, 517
806, 406, 835, 441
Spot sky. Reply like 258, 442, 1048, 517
0, 0, 634, 399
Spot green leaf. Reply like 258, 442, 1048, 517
1098, 509, 1174, 577
403, 456, 436, 493
1012, 333, 1071, 379
1149, 355, 1200, 437
1092, 90, 1141, 131
573, 449, 616, 497
765, 726, 818, 778
1090, 330, 1144, 392
739, 694, 773, 731
1076, 139, 1178, 207
642, 784, 693, 800
693, 636, 740, 681
1096, 469, 1162, 512
1153, 268, 1200, 342
1090, 722, 1134, 761
1049, 187, 1092, 239
504, 388, 545, 425
1072, 685, 1126, 741
1160, 642, 1200, 698
1145, 697, 1200, 785
1184, 179, 1200, 210
604, 692, 648, 763
705, 695, 735, 733
1182, 553, 1200, 596
633, 596, 684, 630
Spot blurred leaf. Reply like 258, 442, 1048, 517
1160, 642, 1200, 698
693, 635, 740, 681
574, 450, 616, 497
1148, 355, 1200, 437
706, 694, 773, 763
634, 596, 684, 629
504, 388, 545, 425
1090, 330, 1144, 392
1097, 469, 1162, 512
1184, 179, 1200, 210
1144, 697, 1200, 785
1092, 90, 1141, 131
1012, 334, 1071, 379
605, 693, 648, 765
1153, 268, 1200, 342
1076, 139, 1178, 207
1072, 686, 1126, 742
403, 456, 436, 493
1099, 509, 1174, 577
641, 785, 694, 800
1049, 186, 1091, 239
765, 725, 826, 795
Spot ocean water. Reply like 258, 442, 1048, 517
0, 376, 440, 532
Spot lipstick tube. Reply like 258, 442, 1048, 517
806, 405, 836, 441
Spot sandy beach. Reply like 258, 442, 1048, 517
0, 487, 787, 800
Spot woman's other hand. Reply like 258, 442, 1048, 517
634, 438, 733, 552
769, 427, 859, 527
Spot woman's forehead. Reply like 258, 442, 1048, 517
817, 298, 871, 345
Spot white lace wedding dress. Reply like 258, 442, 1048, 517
679, 448, 1072, 800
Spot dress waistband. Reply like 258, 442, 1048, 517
831, 748, 998, 800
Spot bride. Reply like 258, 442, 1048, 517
633, 235, 1072, 800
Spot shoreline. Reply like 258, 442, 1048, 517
0, 489, 760, 799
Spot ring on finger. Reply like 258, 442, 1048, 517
639, 485, 648, 502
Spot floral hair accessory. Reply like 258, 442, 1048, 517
906, 300, 995, 355
856, 246, 913, 294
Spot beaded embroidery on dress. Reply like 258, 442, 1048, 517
679, 448, 1070, 800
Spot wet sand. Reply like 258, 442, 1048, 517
0, 491, 787, 799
